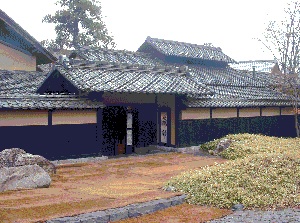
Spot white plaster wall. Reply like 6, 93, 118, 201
239, 108, 260, 117
181, 108, 210, 120
212, 108, 237, 119
0, 110, 48, 126
261, 107, 280, 116
52, 109, 97, 125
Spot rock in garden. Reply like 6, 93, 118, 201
0, 148, 26, 168
14, 153, 56, 175
0, 148, 56, 175
210, 139, 232, 155
216, 139, 232, 153
0, 164, 51, 192
164, 186, 176, 192
232, 203, 244, 211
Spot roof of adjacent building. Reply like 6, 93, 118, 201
0, 10, 57, 65
138, 36, 236, 63
0, 69, 104, 109
47, 63, 213, 96
230, 60, 276, 73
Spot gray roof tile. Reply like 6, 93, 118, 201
140, 36, 235, 63
0, 95, 104, 109
56, 64, 212, 95
73, 47, 163, 66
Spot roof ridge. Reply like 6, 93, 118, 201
78, 46, 152, 57
147, 36, 221, 51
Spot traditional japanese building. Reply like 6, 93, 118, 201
0, 10, 296, 160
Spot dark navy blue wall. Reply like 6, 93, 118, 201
178, 116, 297, 147
0, 124, 98, 160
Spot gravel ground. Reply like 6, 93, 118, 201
208, 208, 300, 223
50, 147, 300, 223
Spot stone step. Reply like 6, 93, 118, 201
46, 194, 187, 223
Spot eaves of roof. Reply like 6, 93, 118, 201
0, 94, 104, 109
187, 98, 293, 108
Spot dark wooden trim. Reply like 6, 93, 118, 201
279, 107, 282, 116
96, 108, 104, 156
260, 107, 263, 116
174, 96, 181, 147
237, 108, 239, 118
48, 110, 52, 126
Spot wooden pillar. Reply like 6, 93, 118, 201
96, 108, 104, 156
175, 95, 183, 147
48, 109, 53, 126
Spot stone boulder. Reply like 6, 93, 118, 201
232, 203, 244, 211
209, 139, 232, 155
0, 148, 56, 175
0, 148, 26, 168
14, 153, 56, 175
0, 164, 51, 192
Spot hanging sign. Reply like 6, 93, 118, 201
161, 112, 167, 144
127, 113, 132, 128
127, 113, 133, 146
127, 130, 132, 146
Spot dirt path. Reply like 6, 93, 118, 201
0, 153, 229, 223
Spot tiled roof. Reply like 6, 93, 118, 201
54, 63, 213, 95
0, 94, 104, 109
184, 65, 293, 107
138, 36, 235, 63
188, 66, 267, 87
187, 98, 293, 108
0, 69, 104, 109
0, 69, 49, 95
71, 47, 164, 66
37, 63, 54, 72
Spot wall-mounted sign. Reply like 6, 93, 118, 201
127, 112, 133, 146
161, 112, 167, 144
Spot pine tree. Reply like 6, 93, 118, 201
42, 0, 115, 50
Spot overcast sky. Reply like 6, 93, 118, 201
1, 0, 291, 61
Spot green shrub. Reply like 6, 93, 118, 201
200, 133, 300, 160
165, 152, 300, 209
